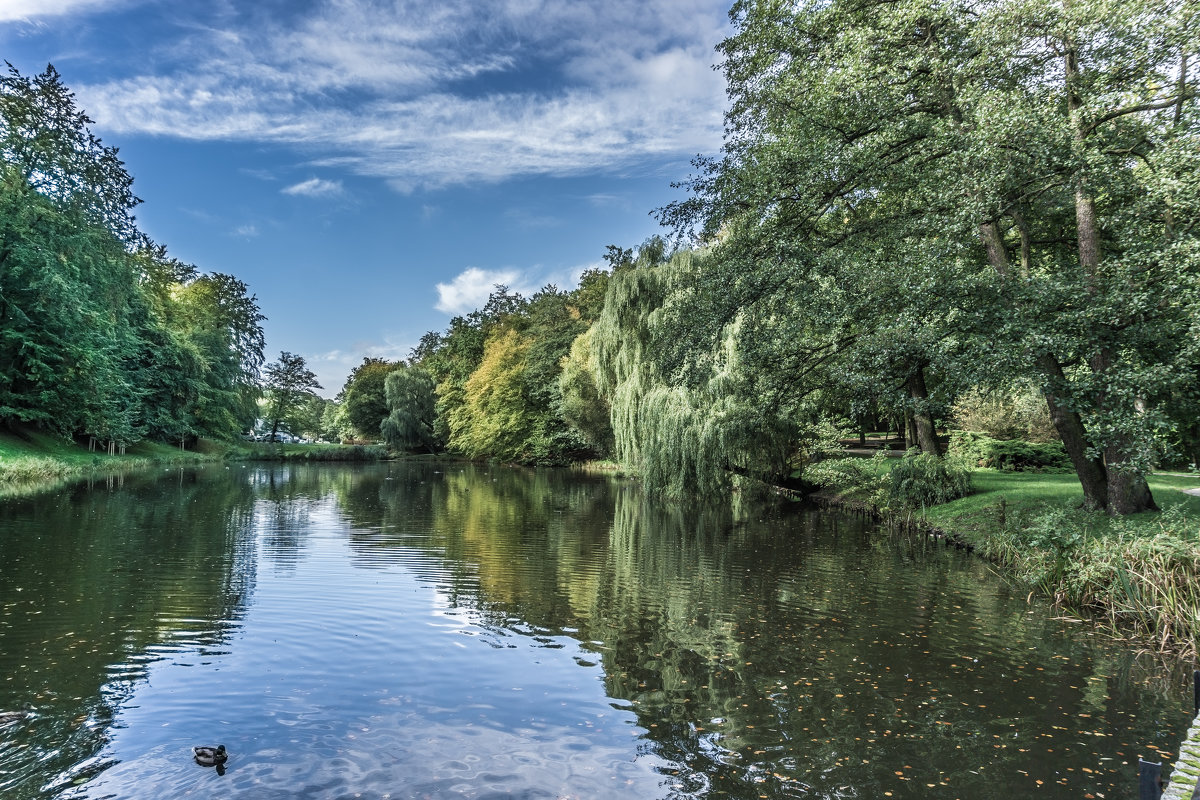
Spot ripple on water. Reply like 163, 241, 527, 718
0, 463, 1192, 800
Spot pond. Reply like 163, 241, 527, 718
0, 462, 1192, 799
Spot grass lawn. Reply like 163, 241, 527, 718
0, 427, 235, 488
923, 469, 1200, 535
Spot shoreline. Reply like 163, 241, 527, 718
809, 469, 1200, 658
5, 437, 1198, 655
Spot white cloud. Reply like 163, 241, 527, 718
434, 267, 525, 315
0, 0, 131, 22
70, 0, 730, 188
232, 224, 259, 238
281, 178, 344, 198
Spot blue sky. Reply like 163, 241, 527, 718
1, 0, 731, 394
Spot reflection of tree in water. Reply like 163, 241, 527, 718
590, 496, 1189, 799
0, 468, 258, 798
321, 464, 1189, 799
249, 466, 324, 572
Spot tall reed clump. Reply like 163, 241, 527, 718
0, 456, 73, 483
971, 504, 1200, 654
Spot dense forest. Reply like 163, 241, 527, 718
0, 65, 265, 449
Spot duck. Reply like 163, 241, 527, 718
192, 744, 228, 766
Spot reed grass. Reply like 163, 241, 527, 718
236, 443, 388, 462
931, 474, 1200, 655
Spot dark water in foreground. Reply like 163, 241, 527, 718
0, 462, 1191, 799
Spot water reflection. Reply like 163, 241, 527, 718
0, 468, 257, 797
0, 462, 1191, 799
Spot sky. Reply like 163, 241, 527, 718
0, 0, 732, 395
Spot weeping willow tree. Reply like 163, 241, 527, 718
582, 248, 817, 497
557, 325, 613, 456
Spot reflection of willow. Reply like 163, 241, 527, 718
0, 468, 258, 799
586, 493, 1186, 799
277, 463, 1185, 799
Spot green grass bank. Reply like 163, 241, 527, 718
0, 428, 389, 494
816, 455, 1200, 655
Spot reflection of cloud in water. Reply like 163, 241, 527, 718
73, 706, 670, 799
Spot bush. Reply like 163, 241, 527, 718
882, 450, 972, 509
951, 383, 1058, 442
804, 456, 881, 493
949, 431, 1071, 472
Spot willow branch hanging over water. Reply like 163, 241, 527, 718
584, 248, 820, 497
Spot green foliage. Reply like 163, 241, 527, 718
951, 384, 1058, 443
338, 357, 401, 439
802, 456, 882, 494
590, 250, 805, 496
263, 352, 322, 437
381, 366, 437, 453
558, 327, 613, 455
881, 451, 973, 511
0, 64, 265, 447
449, 327, 536, 461
415, 281, 595, 465
291, 395, 332, 439
659, 0, 1200, 513
949, 431, 1071, 472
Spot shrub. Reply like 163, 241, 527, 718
949, 431, 1071, 472
951, 383, 1058, 442
804, 456, 881, 493
882, 450, 972, 509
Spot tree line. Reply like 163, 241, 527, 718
0, 65, 267, 449
11, 0, 1198, 525
347, 0, 1198, 519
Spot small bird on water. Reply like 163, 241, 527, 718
192, 744, 228, 767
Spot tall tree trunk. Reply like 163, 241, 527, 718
906, 367, 941, 456
1066, 44, 1156, 515
1106, 464, 1158, 515
1036, 354, 1108, 511
980, 215, 1111, 510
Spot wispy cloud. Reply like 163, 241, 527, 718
68, 0, 729, 189
282, 178, 344, 198
309, 339, 414, 395
232, 223, 259, 238
504, 207, 561, 230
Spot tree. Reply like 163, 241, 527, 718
337, 357, 402, 440
587, 248, 812, 496
0, 64, 141, 434
262, 352, 322, 438
381, 366, 438, 453
661, 0, 1199, 514
0, 64, 266, 447
448, 327, 532, 460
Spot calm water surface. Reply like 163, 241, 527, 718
0, 462, 1192, 799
